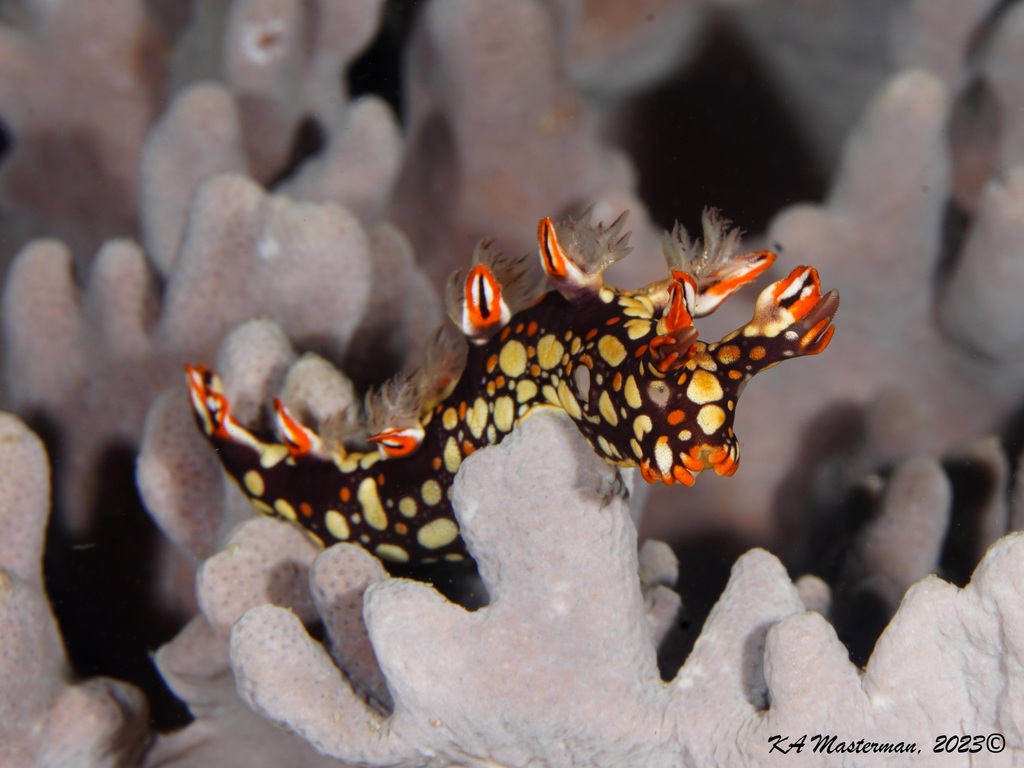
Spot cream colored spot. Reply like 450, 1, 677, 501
687, 369, 724, 405
654, 436, 673, 476
359, 451, 382, 470
598, 390, 618, 427
516, 379, 538, 403
597, 335, 627, 367
599, 287, 615, 303
624, 375, 642, 409
536, 335, 564, 371
422, 479, 443, 506
466, 397, 489, 439
542, 384, 560, 406
259, 444, 290, 468
557, 380, 582, 420
697, 404, 726, 435
570, 336, 582, 355
417, 518, 460, 550
633, 414, 653, 440
375, 544, 409, 563
243, 470, 265, 497
274, 498, 297, 521
398, 496, 418, 518
358, 477, 388, 531
678, 429, 693, 442
625, 318, 652, 340
443, 436, 462, 473
325, 509, 350, 540
597, 434, 621, 460
493, 396, 515, 432
499, 340, 528, 377
630, 438, 644, 459
443, 407, 458, 431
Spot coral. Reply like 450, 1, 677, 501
226, 412, 1024, 766
0, 0, 168, 261
0, 413, 149, 767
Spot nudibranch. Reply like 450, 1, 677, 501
187, 209, 838, 564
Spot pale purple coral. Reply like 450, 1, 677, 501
227, 412, 1024, 765
0, 413, 150, 767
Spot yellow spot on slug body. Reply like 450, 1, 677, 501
654, 436, 673, 476
633, 414, 653, 440
597, 335, 627, 367
499, 340, 528, 377
357, 477, 388, 530
442, 407, 458, 431
598, 390, 618, 427
417, 518, 460, 550
243, 470, 265, 497
542, 384, 560, 406
625, 318, 652, 340
624, 375, 642, 409
325, 509, 350, 540
421, 479, 443, 506
443, 436, 462, 473
375, 544, 410, 562
494, 395, 515, 432
697, 404, 726, 435
516, 379, 538, 403
398, 496, 418, 518
259, 444, 290, 468
678, 429, 692, 441
274, 498, 298, 521
536, 335, 564, 371
557, 380, 583, 420
359, 451, 382, 470
687, 369, 724, 405
630, 438, 643, 459
467, 397, 489, 439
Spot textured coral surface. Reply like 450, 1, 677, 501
1, 0, 1024, 765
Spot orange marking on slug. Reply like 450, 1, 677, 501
667, 409, 685, 426
681, 453, 704, 472
635, 344, 648, 357
530, 363, 541, 377
527, 320, 539, 336
340, 487, 351, 502
486, 354, 498, 373
664, 281, 694, 333
464, 264, 504, 332
368, 429, 421, 458
672, 465, 696, 486
432, 457, 443, 470
500, 326, 512, 341
299, 502, 313, 518
605, 316, 621, 325
586, 328, 599, 341
539, 217, 568, 277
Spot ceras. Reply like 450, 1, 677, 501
187, 209, 839, 564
